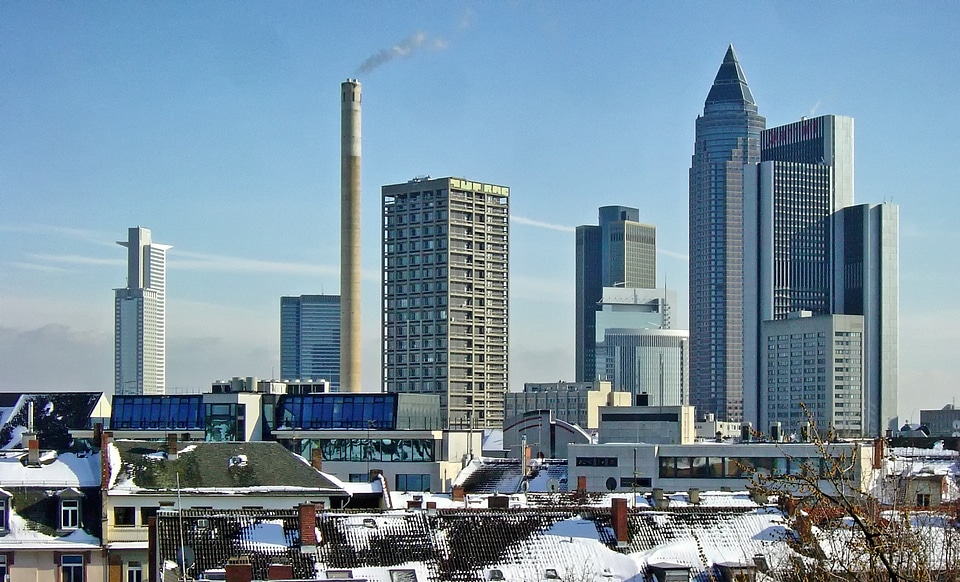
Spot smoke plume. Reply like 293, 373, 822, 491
355, 31, 445, 75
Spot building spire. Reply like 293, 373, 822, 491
705, 44, 756, 106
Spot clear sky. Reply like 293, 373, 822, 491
1, 2, 958, 423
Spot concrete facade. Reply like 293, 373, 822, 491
504, 380, 631, 430
759, 312, 866, 438
382, 177, 509, 429
115, 227, 170, 396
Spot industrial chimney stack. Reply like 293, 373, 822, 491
340, 79, 362, 392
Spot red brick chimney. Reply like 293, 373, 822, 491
577, 475, 587, 494
612, 497, 629, 544
27, 438, 40, 466
267, 564, 293, 580
452, 485, 465, 502
873, 438, 885, 468
311, 448, 323, 472
225, 557, 252, 582
166, 434, 178, 461
298, 503, 317, 547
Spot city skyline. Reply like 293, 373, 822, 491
2, 3, 958, 424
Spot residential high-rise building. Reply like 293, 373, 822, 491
743, 115, 898, 435
280, 295, 341, 390
689, 45, 766, 422
382, 177, 509, 429
115, 227, 170, 396
575, 206, 657, 382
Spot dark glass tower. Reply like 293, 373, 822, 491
689, 46, 765, 422
280, 295, 342, 390
575, 206, 657, 382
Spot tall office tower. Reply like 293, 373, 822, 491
382, 177, 509, 429
601, 328, 689, 406
115, 227, 171, 396
742, 116, 854, 422
689, 45, 765, 422
575, 206, 657, 382
832, 203, 899, 435
743, 115, 898, 435
280, 295, 342, 390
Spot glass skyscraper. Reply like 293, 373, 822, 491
575, 206, 657, 382
280, 295, 341, 390
689, 46, 766, 422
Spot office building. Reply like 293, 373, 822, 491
743, 115, 898, 435
601, 328, 689, 406
760, 312, 866, 438
688, 46, 766, 422
280, 295, 341, 390
832, 202, 899, 435
115, 226, 170, 396
382, 177, 509, 429
576, 206, 658, 382
504, 380, 632, 431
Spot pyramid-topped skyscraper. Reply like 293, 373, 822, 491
689, 46, 766, 422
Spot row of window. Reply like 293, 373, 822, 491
658, 456, 830, 479
317, 438, 437, 463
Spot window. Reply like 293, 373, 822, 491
0, 555, 7, 582
126, 563, 143, 582
395, 474, 430, 492
114, 507, 136, 526
61, 499, 80, 530
0, 497, 7, 531
62, 554, 84, 582
917, 493, 931, 508
140, 507, 158, 525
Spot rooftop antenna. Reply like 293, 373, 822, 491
28, 400, 35, 432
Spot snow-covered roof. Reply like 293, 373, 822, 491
0, 450, 100, 488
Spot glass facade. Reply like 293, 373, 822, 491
689, 46, 765, 422
658, 455, 824, 479
204, 403, 244, 441
276, 394, 397, 430
316, 438, 436, 462
111, 395, 204, 430
575, 206, 658, 384
280, 295, 341, 390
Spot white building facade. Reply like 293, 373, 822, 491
115, 226, 170, 396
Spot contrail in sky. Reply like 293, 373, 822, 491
355, 32, 446, 75
510, 215, 576, 233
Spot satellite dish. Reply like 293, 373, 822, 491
177, 546, 195, 569
547, 478, 560, 493
605, 477, 617, 492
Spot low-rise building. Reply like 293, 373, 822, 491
102, 434, 348, 581
505, 380, 631, 431
569, 440, 875, 495
0, 437, 104, 582
597, 405, 696, 445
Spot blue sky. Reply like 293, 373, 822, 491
1, 2, 958, 422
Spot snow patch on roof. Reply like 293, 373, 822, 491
0, 450, 100, 487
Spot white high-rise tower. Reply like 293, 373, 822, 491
115, 226, 171, 395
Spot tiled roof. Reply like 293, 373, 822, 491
110, 440, 345, 493
156, 509, 317, 580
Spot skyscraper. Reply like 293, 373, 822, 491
743, 115, 898, 435
382, 176, 509, 429
280, 295, 342, 390
575, 206, 657, 382
689, 45, 766, 422
115, 226, 170, 396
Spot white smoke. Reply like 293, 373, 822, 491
355, 31, 447, 75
